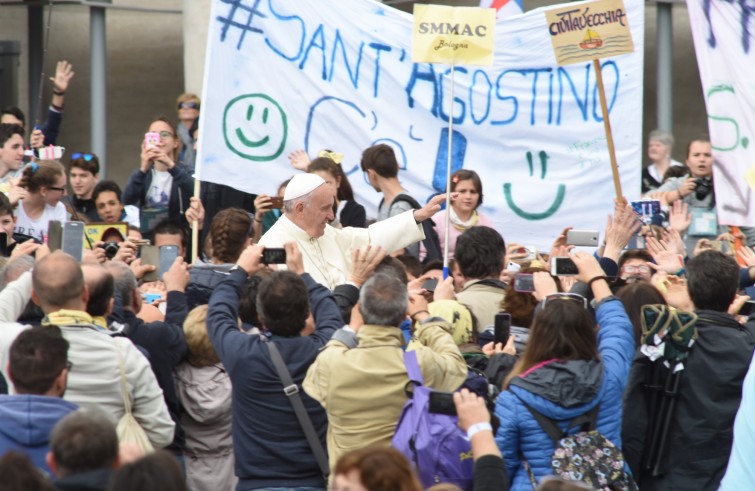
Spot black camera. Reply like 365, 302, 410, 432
694, 177, 713, 201
102, 242, 120, 260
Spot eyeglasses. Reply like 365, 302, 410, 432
71, 153, 94, 161
622, 265, 651, 274
177, 101, 200, 110
158, 130, 174, 140
543, 292, 588, 309
48, 186, 67, 193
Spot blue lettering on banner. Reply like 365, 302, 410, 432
703, 0, 755, 53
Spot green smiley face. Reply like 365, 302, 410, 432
223, 93, 288, 162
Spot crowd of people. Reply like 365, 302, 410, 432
0, 60, 754, 491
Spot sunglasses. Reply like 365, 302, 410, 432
178, 101, 200, 110
543, 292, 588, 309
71, 153, 94, 161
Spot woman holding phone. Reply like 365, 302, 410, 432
123, 116, 194, 235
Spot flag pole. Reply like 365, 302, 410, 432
443, 63, 455, 280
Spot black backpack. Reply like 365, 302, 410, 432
385, 193, 443, 265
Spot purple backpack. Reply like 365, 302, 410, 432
391, 350, 474, 490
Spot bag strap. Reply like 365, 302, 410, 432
403, 350, 424, 385
265, 340, 330, 479
520, 400, 599, 444
113, 340, 132, 416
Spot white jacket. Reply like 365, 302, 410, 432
0, 272, 175, 448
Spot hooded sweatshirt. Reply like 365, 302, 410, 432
0, 394, 78, 475
494, 297, 636, 491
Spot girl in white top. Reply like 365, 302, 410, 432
12, 160, 68, 241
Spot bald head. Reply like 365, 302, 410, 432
32, 252, 86, 313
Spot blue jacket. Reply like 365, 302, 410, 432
207, 269, 342, 490
494, 297, 635, 491
0, 395, 78, 476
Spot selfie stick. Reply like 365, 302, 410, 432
442, 63, 454, 280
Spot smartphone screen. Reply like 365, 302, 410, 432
740, 301, 755, 317
422, 278, 438, 293
47, 220, 62, 251
494, 312, 511, 344
159, 245, 179, 279
62, 222, 85, 262
513, 273, 535, 293
552, 257, 579, 276
140, 245, 159, 282
262, 247, 287, 264
428, 391, 457, 416
0, 232, 7, 256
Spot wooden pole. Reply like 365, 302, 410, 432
593, 58, 624, 203
443, 64, 455, 280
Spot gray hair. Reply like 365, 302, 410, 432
104, 260, 137, 307
0, 255, 35, 290
648, 129, 674, 150
359, 273, 409, 327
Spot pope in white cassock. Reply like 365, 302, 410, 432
259, 173, 447, 290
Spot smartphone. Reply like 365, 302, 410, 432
740, 301, 755, 317
422, 278, 438, 293
0, 232, 7, 256
494, 312, 511, 344
506, 261, 522, 273
262, 247, 287, 264
142, 293, 162, 305
47, 220, 62, 251
551, 257, 579, 276
631, 200, 661, 217
269, 196, 284, 209
144, 132, 160, 148
513, 273, 535, 293
159, 245, 179, 279
428, 391, 457, 416
140, 245, 159, 282
566, 229, 600, 247
62, 221, 85, 262
517, 245, 537, 261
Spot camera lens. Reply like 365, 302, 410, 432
102, 242, 120, 260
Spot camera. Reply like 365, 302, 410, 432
694, 177, 713, 201
102, 242, 120, 260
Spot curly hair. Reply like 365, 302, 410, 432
183, 305, 220, 367
209, 208, 252, 264
18, 160, 64, 193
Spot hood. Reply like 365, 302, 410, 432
174, 363, 232, 424
510, 359, 604, 419
0, 395, 78, 447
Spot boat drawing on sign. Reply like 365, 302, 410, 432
579, 29, 603, 49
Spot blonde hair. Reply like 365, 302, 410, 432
182, 306, 219, 367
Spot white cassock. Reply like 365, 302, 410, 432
259, 210, 424, 290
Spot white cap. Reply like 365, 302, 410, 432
283, 173, 326, 201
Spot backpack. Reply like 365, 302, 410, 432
385, 193, 443, 265
391, 350, 474, 490
522, 402, 638, 491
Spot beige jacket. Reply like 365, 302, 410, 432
455, 279, 506, 331
303, 320, 468, 470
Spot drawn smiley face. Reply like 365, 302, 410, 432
223, 93, 288, 162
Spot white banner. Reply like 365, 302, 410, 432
687, 0, 755, 227
198, 0, 644, 249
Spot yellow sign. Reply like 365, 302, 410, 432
545, 0, 633, 66
84, 222, 128, 249
413, 5, 496, 66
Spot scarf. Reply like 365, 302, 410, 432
449, 206, 479, 232
42, 309, 95, 327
